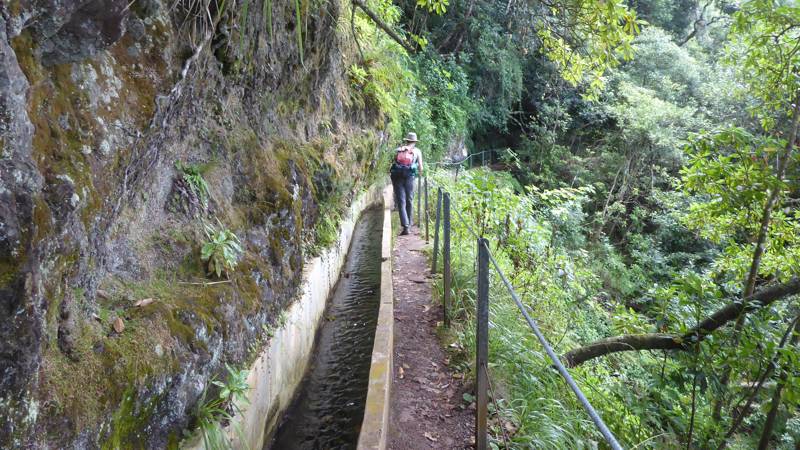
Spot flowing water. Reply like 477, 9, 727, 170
267, 207, 384, 450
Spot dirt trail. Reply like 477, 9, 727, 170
388, 227, 474, 450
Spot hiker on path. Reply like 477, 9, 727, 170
390, 132, 424, 236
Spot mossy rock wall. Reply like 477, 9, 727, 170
0, 0, 385, 447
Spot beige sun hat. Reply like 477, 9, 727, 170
403, 132, 418, 142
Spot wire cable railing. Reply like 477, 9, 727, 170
420, 175, 624, 450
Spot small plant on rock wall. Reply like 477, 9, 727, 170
194, 364, 251, 450
176, 161, 211, 209
202, 220, 243, 278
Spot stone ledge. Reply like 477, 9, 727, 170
357, 185, 395, 450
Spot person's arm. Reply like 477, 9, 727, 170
416, 148, 423, 174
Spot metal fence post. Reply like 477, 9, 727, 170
416, 174, 422, 227
432, 188, 442, 274
424, 177, 430, 242
476, 238, 490, 450
443, 193, 451, 328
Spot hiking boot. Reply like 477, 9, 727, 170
400, 227, 409, 236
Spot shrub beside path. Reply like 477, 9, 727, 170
387, 227, 474, 449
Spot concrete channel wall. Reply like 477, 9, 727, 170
357, 186, 395, 450
207, 184, 385, 450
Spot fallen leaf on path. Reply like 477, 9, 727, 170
402, 363, 410, 369
423, 432, 438, 442
96, 289, 110, 300
135, 298, 155, 307
399, 367, 405, 379
113, 317, 125, 334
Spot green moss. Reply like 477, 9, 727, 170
0, 260, 17, 288
7, 0, 23, 16
41, 305, 177, 431
40, 266, 254, 440
102, 387, 159, 450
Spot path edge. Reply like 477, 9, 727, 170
357, 185, 395, 450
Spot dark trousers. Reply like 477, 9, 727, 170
391, 174, 415, 228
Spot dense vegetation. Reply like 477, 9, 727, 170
351, 0, 800, 448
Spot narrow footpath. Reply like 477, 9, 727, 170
388, 226, 474, 449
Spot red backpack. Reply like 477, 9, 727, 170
396, 146, 415, 166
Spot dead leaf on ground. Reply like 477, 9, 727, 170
423, 432, 438, 442
399, 367, 405, 379
134, 298, 155, 307
96, 289, 110, 300
402, 363, 410, 369
112, 317, 125, 334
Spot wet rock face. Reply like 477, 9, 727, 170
0, 0, 380, 447
0, 13, 43, 446
35, 0, 130, 65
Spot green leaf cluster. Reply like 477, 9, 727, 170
202, 220, 244, 279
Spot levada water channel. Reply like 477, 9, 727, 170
267, 207, 383, 449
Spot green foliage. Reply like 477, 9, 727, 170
194, 364, 250, 450
176, 161, 211, 208
629, 0, 696, 35
367, 0, 800, 447
295, 0, 304, 65
468, 23, 524, 132
312, 205, 341, 252
263, 0, 273, 40
536, 0, 642, 98
350, 0, 417, 140
201, 220, 243, 278
416, 0, 448, 14
411, 52, 475, 159
429, 169, 667, 446
682, 127, 800, 284
725, 1, 800, 125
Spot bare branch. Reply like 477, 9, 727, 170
563, 277, 800, 367
352, 0, 416, 54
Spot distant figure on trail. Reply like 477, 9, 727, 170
390, 132, 423, 236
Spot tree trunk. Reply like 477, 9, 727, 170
757, 318, 800, 450
717, 314, 800, 449
713, 95, 800, 420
